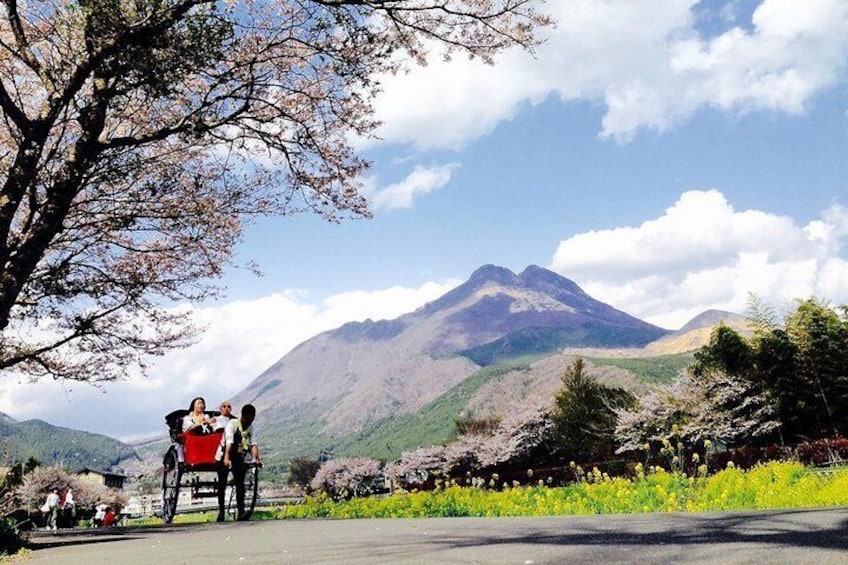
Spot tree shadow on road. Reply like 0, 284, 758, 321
445, 508, 848, 553
24, 523, 203, 552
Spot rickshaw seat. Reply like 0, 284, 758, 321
179, 430, 224, 466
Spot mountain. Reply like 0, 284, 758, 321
642, 309, 751, 356
231, 265, 670, 465
0, 416, 139, 470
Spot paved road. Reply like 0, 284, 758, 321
17, 508, 848, 564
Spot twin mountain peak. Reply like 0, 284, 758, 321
232, 265, 743, 448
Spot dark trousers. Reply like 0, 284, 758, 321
217, 450, 247, 517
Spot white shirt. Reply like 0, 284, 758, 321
213, 414, 232, 430
182, 413, 211, 432
216, 419, 258, 461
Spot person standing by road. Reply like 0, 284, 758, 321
62, 487, 76, 527
45, 489, 60, 531
215, 403, 261, 522
93, 503, 107, 527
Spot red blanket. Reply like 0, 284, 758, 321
180, 430, 224, 465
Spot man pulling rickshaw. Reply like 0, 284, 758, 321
216, 403, 261, 522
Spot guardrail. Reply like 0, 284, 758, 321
137, 495, 304, 518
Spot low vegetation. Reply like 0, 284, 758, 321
281, 461, 848, 519
587, 352, 694, 385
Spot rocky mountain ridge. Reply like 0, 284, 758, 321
232, 265, 670, 439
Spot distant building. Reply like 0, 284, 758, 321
76, 468, 127, 490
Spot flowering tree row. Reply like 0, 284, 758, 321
311, 402, 554, 498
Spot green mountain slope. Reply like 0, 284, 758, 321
332, 363, 529, 460
0, 416, 138, 469
587, 352, 694, 385
460, 323, 669, 367
324, 354, 695, 463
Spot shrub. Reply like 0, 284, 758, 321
0, 517, 24, 556
454, 415, 502, 436
288, 457, 321, 492
1, 486, 24, 556
795, 437, 848, 466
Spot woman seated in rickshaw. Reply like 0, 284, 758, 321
183, 397, 216, 435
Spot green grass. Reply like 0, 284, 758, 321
124, 508, 279, 527
332, 362, 530, 460
279, 461, 848, 518
588, 352, 695, 385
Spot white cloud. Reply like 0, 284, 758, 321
550, 190, 848, 328
364, 163, 459, 211
369, 0, 848, 147
0, 280, 459, 441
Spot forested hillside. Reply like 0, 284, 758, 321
0, 415, 137, 470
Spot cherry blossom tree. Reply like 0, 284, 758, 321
475, 402, 554, 468
310, 456, 383, 499
382, 404, 555, 491
0, 0, 551, 382
615, 371, 779, 454
384, 445, 450, 490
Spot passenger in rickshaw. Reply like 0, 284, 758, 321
183, 397, 215, 435
215, 403, 261, 522
213, 400, 233, 430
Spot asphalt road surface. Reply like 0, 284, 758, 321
17, 508, 848, 564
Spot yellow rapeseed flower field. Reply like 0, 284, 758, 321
281, 462, 848, 519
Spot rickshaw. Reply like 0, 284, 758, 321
161, 409, 260, 523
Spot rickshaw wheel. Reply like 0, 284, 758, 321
226, 463, 259, 521
161, 447, 181, 523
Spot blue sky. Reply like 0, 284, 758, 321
2, 0, 847, 442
